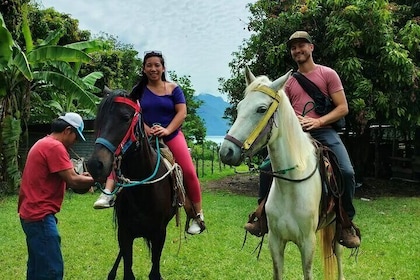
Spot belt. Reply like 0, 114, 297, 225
21, 218, 43, 223
20, 214, 57, 224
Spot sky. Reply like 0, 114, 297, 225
39, 0, 256, 100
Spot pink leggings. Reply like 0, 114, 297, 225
165, 131, 202, 203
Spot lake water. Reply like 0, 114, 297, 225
205, 135, 225, 145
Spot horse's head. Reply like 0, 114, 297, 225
219, 67, 292, 166
87, 89, 141, 182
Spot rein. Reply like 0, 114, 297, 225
115, 136, 162, 187
260, 161, 318, 182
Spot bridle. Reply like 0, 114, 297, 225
95, 96, 140, 157
224, 85, 280, 158
94, 96, 173, 193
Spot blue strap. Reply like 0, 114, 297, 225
95, 137, 116, 153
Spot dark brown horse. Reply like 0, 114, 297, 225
87, 89, 179, 280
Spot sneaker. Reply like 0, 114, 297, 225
93, 193, 115, 209
339, 226, 361, 248
244, 220, 262, 237
187, 212, 206, 235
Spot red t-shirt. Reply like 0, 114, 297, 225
285, 64, 343, 118
18, 135, 73, 220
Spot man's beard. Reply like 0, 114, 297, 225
294, 53, 309, 64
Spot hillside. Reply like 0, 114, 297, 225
196, 94, 230, 136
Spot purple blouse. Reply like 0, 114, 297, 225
140, 85, 186, 141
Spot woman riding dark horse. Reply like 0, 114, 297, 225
87, 89, 182, 280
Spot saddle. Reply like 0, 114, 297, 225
152, 139, 186, 226
316, 142, 361, 246
154, 139, 175, 165
316, 142, 346, 229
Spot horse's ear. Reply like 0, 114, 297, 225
271, 69, 293, 92
103, 86, 113, 96
245, 66, 256, 86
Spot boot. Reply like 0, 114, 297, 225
339, 225, 361, 248
244, 197, 268, 237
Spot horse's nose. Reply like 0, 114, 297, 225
219, 145, 241, 166
86, 158, 105, 181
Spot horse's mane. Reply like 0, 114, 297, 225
246, 76, 315, 171
94, 89, 130, 133
277, 89, 314, 171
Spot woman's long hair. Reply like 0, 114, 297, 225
130, 51, 167, 100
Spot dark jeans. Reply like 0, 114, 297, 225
20, 214, 63, 280
258, 158, 272, 204
258, 128, 356, 220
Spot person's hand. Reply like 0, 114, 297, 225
70, 186, 93, 194
150, 124, 170, 137
297, 115, 323, 131
144, 125, 153, 137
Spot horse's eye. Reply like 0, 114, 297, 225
121, 114, 132, 123
257, 106, 268, 114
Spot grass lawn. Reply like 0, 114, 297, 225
1, 187, 419, 279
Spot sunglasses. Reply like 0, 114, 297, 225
144, 50, 162, 57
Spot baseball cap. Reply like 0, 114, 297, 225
59, 112, 86, 141
286, 31, 313, 48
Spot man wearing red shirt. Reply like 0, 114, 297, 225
18, 112, 94, 280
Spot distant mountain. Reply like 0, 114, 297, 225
196, 94, 230, 136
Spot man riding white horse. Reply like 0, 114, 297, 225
244, 31, 361, 249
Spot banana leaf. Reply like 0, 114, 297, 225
0, 13, 13, 69
27, 46, 92, 64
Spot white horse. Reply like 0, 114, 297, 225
219, 68, 344, 280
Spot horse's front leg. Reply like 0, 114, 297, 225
299, 232, 317, 280
148, 230, 166, 280
268, 231, 286, 280
118, 228, 135, 280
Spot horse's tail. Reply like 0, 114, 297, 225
319, 223, 336, 280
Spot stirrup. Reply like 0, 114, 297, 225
245, 211, 267, 237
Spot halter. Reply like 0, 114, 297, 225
95, 96, 140, 157
224, 85, 280, 156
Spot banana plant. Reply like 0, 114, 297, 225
0, 7, 104, 193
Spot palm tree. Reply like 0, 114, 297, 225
0, 7, 104, 193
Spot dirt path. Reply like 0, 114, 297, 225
202, 173, 420, 198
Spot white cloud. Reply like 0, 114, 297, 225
39, 0, 255, 100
